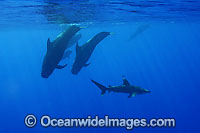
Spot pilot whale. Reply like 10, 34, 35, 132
91, 77, 150, 98
41, 25, 81, 78
71, 32, 111, 74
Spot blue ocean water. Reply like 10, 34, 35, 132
0, 0, 200, 132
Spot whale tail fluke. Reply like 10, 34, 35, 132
91, 80, 107, 96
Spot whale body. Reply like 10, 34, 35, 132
71, 32, 111, 74
41, 25, 81, 78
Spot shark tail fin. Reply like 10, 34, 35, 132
91, 80, 107, 96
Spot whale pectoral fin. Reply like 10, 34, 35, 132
83, 63, 91, 67
56, 64, 67, 69
128, 93, 136, 98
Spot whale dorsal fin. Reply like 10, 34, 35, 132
47, 38, 51, 50
76, 42, 81, 53
123, 78, 130, 86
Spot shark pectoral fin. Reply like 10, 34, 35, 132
128, 93, 136, 98
83, 63, 91, 67
132, 93, 136, 97
56, 64, 67, 69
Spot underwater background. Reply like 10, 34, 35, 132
0, 0, 200, 132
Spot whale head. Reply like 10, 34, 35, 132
41, 55, 55, 78
71, 63, 81, 75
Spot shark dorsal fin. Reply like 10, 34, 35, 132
123, 78, 130, 86
47, 38, 51, 50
